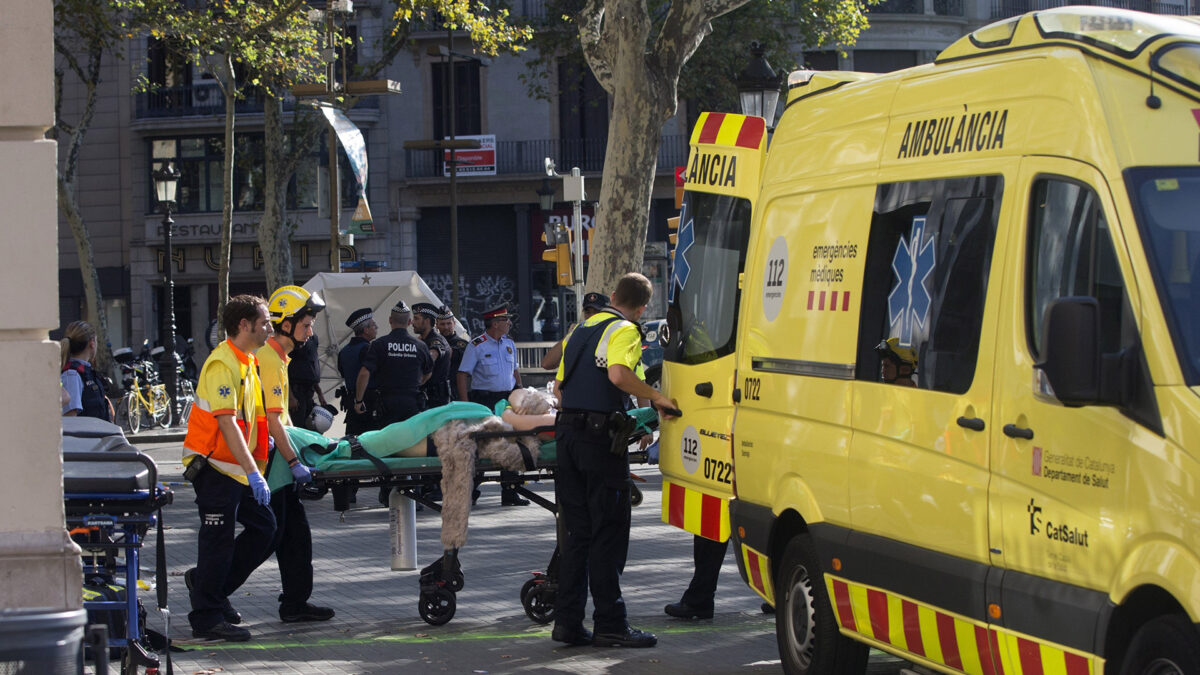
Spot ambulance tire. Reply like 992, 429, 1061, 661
1120, 614, 1200, 675
775, 535, 867, 675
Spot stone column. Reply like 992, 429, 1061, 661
0, 0, 83, 610
395, 205, 421, 271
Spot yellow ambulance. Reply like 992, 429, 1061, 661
658, 6, 1200, 675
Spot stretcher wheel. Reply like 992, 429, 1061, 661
630, 485, 643, 507
418, 587, 456, 626
447, 570, 465, 593
521, 578, 555, 625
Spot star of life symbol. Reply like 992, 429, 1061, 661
668, 213, 696, 304
218, 384, 232, 398
887, 216, 936, 348
273, 385, 282, 397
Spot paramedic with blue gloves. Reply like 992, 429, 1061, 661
252, 285, 335, 624
182, 295, 276, 643
551, 273, 680, 649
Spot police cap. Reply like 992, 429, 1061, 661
391, 300, 411, 315
345, 307, 373, 330
482, 305, 511, 320
582, 292, 608, 311
412, 302, 440, 319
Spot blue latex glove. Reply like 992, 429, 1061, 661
647, 439, 659, 464
289, 461, 313, 485
247, 471, 271, 506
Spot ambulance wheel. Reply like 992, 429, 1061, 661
1120, 614, 1200, 675
521, 578, 555, 625
775, 535, 867, 675
630, 485, 643, 507
447, 571, 465, 593
418, 588, 456, 626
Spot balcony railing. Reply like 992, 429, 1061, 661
134, 83, 378, 119
991, 0, 1187, 17
404, 134, 689, 178
934, 0, 965, 15
870, 0, 922, 14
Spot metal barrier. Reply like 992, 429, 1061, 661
515, 341, 556, 375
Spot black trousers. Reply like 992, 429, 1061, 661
188, 466, 276, 631
552, 424, 632, 633
378, 393, 422, 427
469, 389, 522, 496
290, 381, 318, 430
258, 483, 314, 611
680, 535, 730, 609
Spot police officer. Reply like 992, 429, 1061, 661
457, 304, 526, 506
288, 332, 328, 430
354, 301, 432, 427
338, 307, 378, 436
437, 306, 469, 377
413, 303, 452, 408
59, 320, 112, 421
551, 273, 680, 649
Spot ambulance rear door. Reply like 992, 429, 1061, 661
659, 112, 767, 543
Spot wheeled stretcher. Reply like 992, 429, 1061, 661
276, 403, 659, 626
62, 417, 174, 674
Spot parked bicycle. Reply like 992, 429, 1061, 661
113, 346, 169, 434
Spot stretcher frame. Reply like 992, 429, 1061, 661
304, 424, 653, 626
63, 450, 173, 674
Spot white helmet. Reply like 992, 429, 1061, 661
307, 404, 335, 434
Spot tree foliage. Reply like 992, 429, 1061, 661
520, 0, 870, 293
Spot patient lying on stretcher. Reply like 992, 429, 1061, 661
499, 387, 558, 439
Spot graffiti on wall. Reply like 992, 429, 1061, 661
424, 274, 516, 335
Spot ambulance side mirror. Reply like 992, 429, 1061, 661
1035, 297, 1102, 406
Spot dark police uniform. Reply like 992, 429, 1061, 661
361, 326, 432, 426
553, 309, 643, 638
420, 329, 452, 408
338, 334, 375, 435
288, 335, 322, 430
62, 358, 111, 421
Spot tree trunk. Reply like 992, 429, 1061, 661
58, 177, 112, 368
583, 0, 669, 295
258, 96, 293, 292
217, 56, 235, 330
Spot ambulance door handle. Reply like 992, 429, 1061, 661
1003, 424, 1034, 440
695, 382, 713, 398
956, 416, 985, 432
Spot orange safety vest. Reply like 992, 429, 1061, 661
183, 339, 269, 482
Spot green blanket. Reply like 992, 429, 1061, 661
267, 404, 659, 490
267, 402, 493, 490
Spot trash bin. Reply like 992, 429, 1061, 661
0, 607, 86, 675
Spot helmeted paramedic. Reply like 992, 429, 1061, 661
182, 295, 275, 642
250, 285, 335, 624
551, 273, 680, 648
876, 337, 918, 387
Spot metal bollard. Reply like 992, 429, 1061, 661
389, 489, 418, 570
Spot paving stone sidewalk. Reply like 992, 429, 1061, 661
123, 436, 908, 675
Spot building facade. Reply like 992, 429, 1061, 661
56, 0, 1191, 360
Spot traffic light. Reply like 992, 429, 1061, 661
542, 222, 575, 286
667, 216, 679, 246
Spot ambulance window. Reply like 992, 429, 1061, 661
856, 176, 1003, 393
1026, 178, 1132, 360
664, 192, 753, 365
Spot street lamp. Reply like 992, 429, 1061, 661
737, 42, 782, 128
536, 177, 555, 211
153, 160, 182, 426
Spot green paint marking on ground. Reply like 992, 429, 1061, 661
184, 621, 771, 652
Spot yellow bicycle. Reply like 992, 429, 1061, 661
116, 361, 169, 434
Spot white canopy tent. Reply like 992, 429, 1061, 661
301, 271, 467, 401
